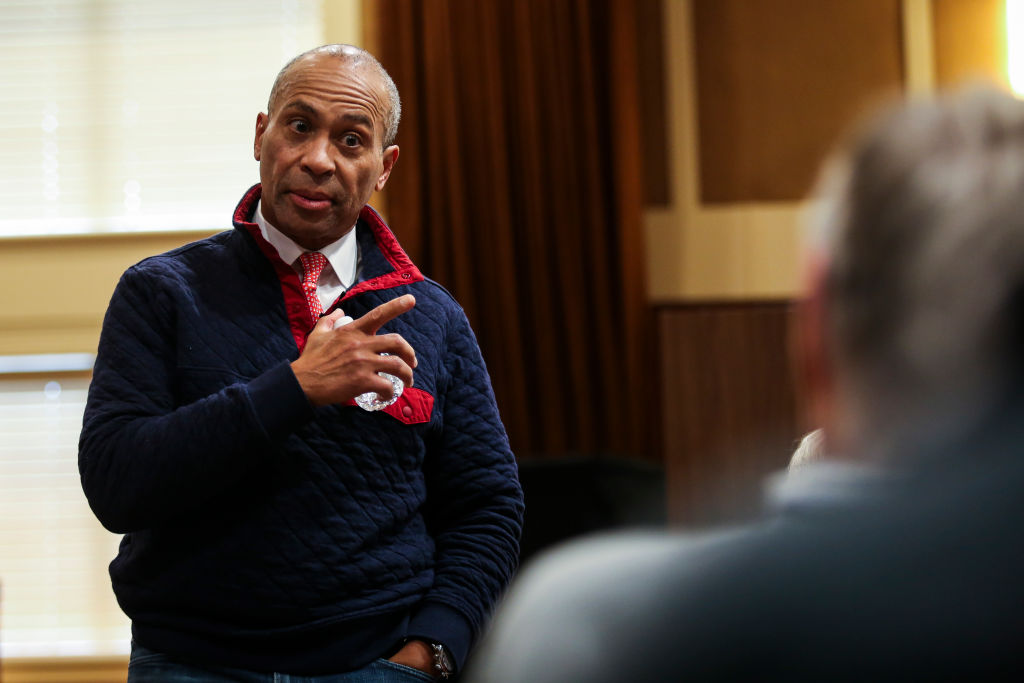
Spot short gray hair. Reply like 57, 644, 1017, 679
812, 86, 1024, 438
267, 44, 402, 149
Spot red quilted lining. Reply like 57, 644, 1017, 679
343, 386, 434, 424
341, 205, 424, 301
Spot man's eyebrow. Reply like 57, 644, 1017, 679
337, 112, 373, 129
279, 100, 317, 116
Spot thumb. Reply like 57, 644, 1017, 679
318, 309, 348, 332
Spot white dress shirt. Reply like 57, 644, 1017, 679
254, 200, 360, 314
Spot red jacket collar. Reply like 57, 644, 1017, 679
232, 183, 425, 351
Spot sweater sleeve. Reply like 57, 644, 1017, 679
406, 306, 525, 671
79, 263, 313, 534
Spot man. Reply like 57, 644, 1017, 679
80, 44, 523, 681
467, 87, 1024, 681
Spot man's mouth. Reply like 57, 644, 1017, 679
289, 190, 333, 211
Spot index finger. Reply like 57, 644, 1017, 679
352, 294, 416, 335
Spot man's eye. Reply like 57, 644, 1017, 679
289, 120, 310, 133
342, 134, 360, 147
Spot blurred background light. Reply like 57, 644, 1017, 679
1009, 0, 1024, 95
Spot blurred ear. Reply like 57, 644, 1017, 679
794, 251, 838, 447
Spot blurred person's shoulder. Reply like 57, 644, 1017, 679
468, 527, 765, 683
469, 440, 1024, 682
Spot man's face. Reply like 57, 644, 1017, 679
254, 54, 398, 250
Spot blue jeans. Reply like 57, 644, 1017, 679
127, 642, 436, 683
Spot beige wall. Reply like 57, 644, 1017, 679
0, 232, 215, 355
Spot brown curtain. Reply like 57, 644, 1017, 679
373, 0, 653, 460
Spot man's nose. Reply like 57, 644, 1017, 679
300, 136, 335, 177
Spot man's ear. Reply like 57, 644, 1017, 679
375, 145, 400, 191
254, 113, 268, 161
794, 251, 838, 446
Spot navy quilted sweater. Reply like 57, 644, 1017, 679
79, 186, 524, 675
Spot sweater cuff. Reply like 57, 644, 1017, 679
246, 360, 313, 438
406, 602, 475, 673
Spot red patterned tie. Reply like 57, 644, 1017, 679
299, 251, 328, 319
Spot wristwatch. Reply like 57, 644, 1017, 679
430, 641, 454, 680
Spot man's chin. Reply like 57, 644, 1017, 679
277, 216, 353, 250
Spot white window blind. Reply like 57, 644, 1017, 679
0, 375, 129, 657
0, 0, 324, 237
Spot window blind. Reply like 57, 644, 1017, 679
0, 376, 129, 657
0, 0, 324, 237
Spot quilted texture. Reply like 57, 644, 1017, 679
79, 186, 524, 675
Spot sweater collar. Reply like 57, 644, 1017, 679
232, 183, 424, 297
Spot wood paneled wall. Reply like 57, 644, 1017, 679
691, 0, 904, 204
658, 303, 802, 525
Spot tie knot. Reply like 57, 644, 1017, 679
299, 252, 328, 290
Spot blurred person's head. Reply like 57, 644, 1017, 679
800, 87, 1024, 458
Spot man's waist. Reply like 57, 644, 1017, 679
131, 607, 412, 675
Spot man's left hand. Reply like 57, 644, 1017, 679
389, 639, 436, 677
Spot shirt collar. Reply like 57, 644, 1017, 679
254, 200, 359, 287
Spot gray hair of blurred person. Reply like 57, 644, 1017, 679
807, 86, 1024, 452
267, 44, 402, 149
